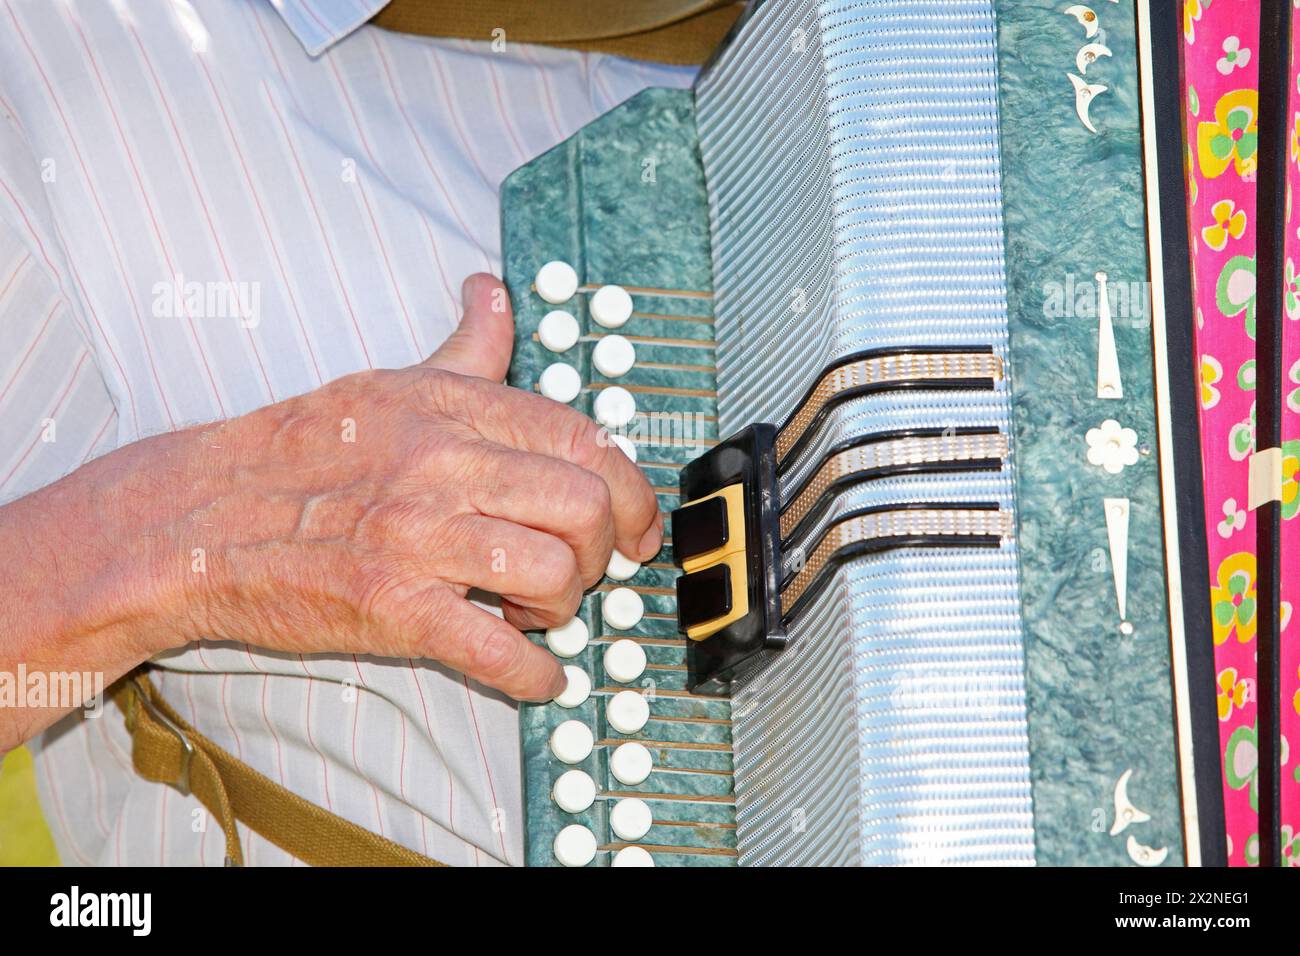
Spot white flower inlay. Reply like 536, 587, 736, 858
1086, 419, 1139, 475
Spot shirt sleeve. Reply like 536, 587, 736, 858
0, 218, 117, 506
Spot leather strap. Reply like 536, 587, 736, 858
371, 0, 747, 65
114, 671, 443, 867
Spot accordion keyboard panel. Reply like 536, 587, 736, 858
503, 88, 738, 866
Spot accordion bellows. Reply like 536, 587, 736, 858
696, 0, 1035, 865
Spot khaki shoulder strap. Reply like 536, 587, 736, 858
371, 0, 747, 65
114, 671, 442, 867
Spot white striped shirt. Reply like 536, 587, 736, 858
0, 0, 694, 866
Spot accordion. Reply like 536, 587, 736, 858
502, 0, 1296, 866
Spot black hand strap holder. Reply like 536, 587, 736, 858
671, 424, 785, 695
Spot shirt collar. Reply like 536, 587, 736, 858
267, 0, 391, 57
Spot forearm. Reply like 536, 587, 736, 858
0, 274, 664, 738
0, 422, 238, 751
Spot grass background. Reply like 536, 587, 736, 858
0, 746, 60, 865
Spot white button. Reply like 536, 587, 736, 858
553, 665, 591, 708
546, 617, 589, 658
605, 548, 640, 581
535, 261, 579, 304
549, 719, 594, 764
589, 284, 633, 328
593, 386, 636, 428
609, 798, 653, 842
539, 362, 581, 404
610, 434, 637, 462
604, 639, 647, 683
592, 334, 636, 377
538, 310, 579, 352
603, 587, 644, 630
612, 845, 655, 867
551, 769, 597, 813
553, 823, 597, 867
607, 689, 650, 735
609, 741, 653, 785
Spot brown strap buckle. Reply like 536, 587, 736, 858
129, 675, 195, 797
115, 670, 444, 866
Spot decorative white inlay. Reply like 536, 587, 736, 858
1069, 73, 1108, 133
1064, 4, 1100, 37
1095, 272, 1123, 399
1087, 420, 1139, 475
1126, 835, 1170, 867
1104, 498, 1130, 624
1109, 768, 1151, 836
1075, 42, 1112, 76
1109, 769, 1168, 866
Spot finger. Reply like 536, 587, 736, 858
444, 380, 663, 561
443, 515, 585, 629
417, 594, 566, 702
501, 599, 574, 634
422, 274, 515, 382
456, 444, 615, 588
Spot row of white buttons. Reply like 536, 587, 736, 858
534, 262, 640, 429
554, 826, 654, 867
548, 723, 656, 866
536, 260, 658, 867
544, 593, 647, 662
540, 311, 637, 377
540, 367, 639, 431
551, 643, 645, 700
550, 771, 653, 842
536, 260, 635, 327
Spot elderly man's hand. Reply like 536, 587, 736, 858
0, 274, 661, 745
180, 273, 660, 700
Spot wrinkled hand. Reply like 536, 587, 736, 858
170, 274, 661, 701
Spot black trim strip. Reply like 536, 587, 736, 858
1145, 0, 1227, 867
1254, 0, 1290, 868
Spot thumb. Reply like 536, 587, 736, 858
423, 273, 516, 381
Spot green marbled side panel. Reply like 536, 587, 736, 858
577, 90, 714, 291
995, 0, 1183, 865
502, 87, 736, 867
